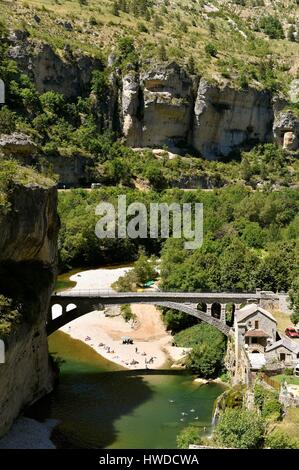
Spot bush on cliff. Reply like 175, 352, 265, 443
214, 408, 265, 449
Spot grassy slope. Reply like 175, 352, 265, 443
2, 0, 299, 91
275, 407, 299, 438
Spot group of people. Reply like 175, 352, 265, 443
82, 333, 157, 370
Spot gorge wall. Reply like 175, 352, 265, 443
0, 181, 59, 437
7, 35, 282, 160
122, 64, 275, 158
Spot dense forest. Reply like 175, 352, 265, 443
58, 185, 299, 319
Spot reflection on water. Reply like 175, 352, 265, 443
27, 332, 224, 449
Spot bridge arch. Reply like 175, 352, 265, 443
47, 299, 231, 336
51, 303, 63, 320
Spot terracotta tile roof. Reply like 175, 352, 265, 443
244, 329, 270, 338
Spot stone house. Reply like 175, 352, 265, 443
235, 304, 299, 371
266, 337, 299, 367
236, 304, 277, 353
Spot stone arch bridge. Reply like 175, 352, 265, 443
48, 290, 278, 336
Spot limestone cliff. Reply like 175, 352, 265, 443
0, 180, 59, 437
8, 31, 103, 99
121, 64, 275, 158
7, 35, 293, 160
192, 79, 274, 159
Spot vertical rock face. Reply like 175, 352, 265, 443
122, 63, 194, 150
8, 33, 103, 99
122, 73, 142, 147
0, 183, 59, 437
192, 79, 274, 160
6, 33, 286, 159
140, 63, 194, 149
121, 65, 275, 158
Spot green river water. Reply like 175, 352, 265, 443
28, 331, 225, 449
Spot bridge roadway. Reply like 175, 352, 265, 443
48, 290, 277, 336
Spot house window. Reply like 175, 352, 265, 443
252, 337, 258, 344
280, 353, 286, 361
255, 320, 259, 329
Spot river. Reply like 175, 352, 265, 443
26, 331, 225, 449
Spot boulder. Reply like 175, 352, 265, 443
283, 131, 298, 150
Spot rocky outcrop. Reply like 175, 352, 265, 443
0, 180, 59, 437
0, 185, 58, 264
5, 32, 289, 159
122, 73, 142, 147
140, 63, 194, 150
0, 133, 38, 158
8, 32, 103, 99
122, 63, 194, 151
273, 110, 299, 150
121, 64, 274, 158
192, 79, 274, 159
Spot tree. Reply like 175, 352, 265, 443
40, 91, 65, 115
133, 250, 157, 284
116, 36, 139, 69
0, 106, 16, 133
177, 426, 202, 449
215, 409, 265, 449
241, 222, 266, 249
185, 342, 225, 379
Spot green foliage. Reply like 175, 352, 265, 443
121, 304, 135, 322
205, 43, 218, 57
115, 36, 139, 70
259, 15, 284, 39
162, 309, 198, 333
113, 250, 158, 291
185, 342, 225, 379
254, 384, 282, 422
175, 323, 227, 378
0, 106, 17, 134
0, 295, 23, 337
176, 426, 202, 449
215, 408, 265, 449
265, 430, 299, 449
174, 323, 225, 349
40, 91, 65, 114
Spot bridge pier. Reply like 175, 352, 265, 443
220, 304, 226, 323
206, 304, 212, 316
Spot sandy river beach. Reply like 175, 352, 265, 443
54, 267, 189, 370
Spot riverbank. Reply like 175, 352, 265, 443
54, 267, 189, 370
